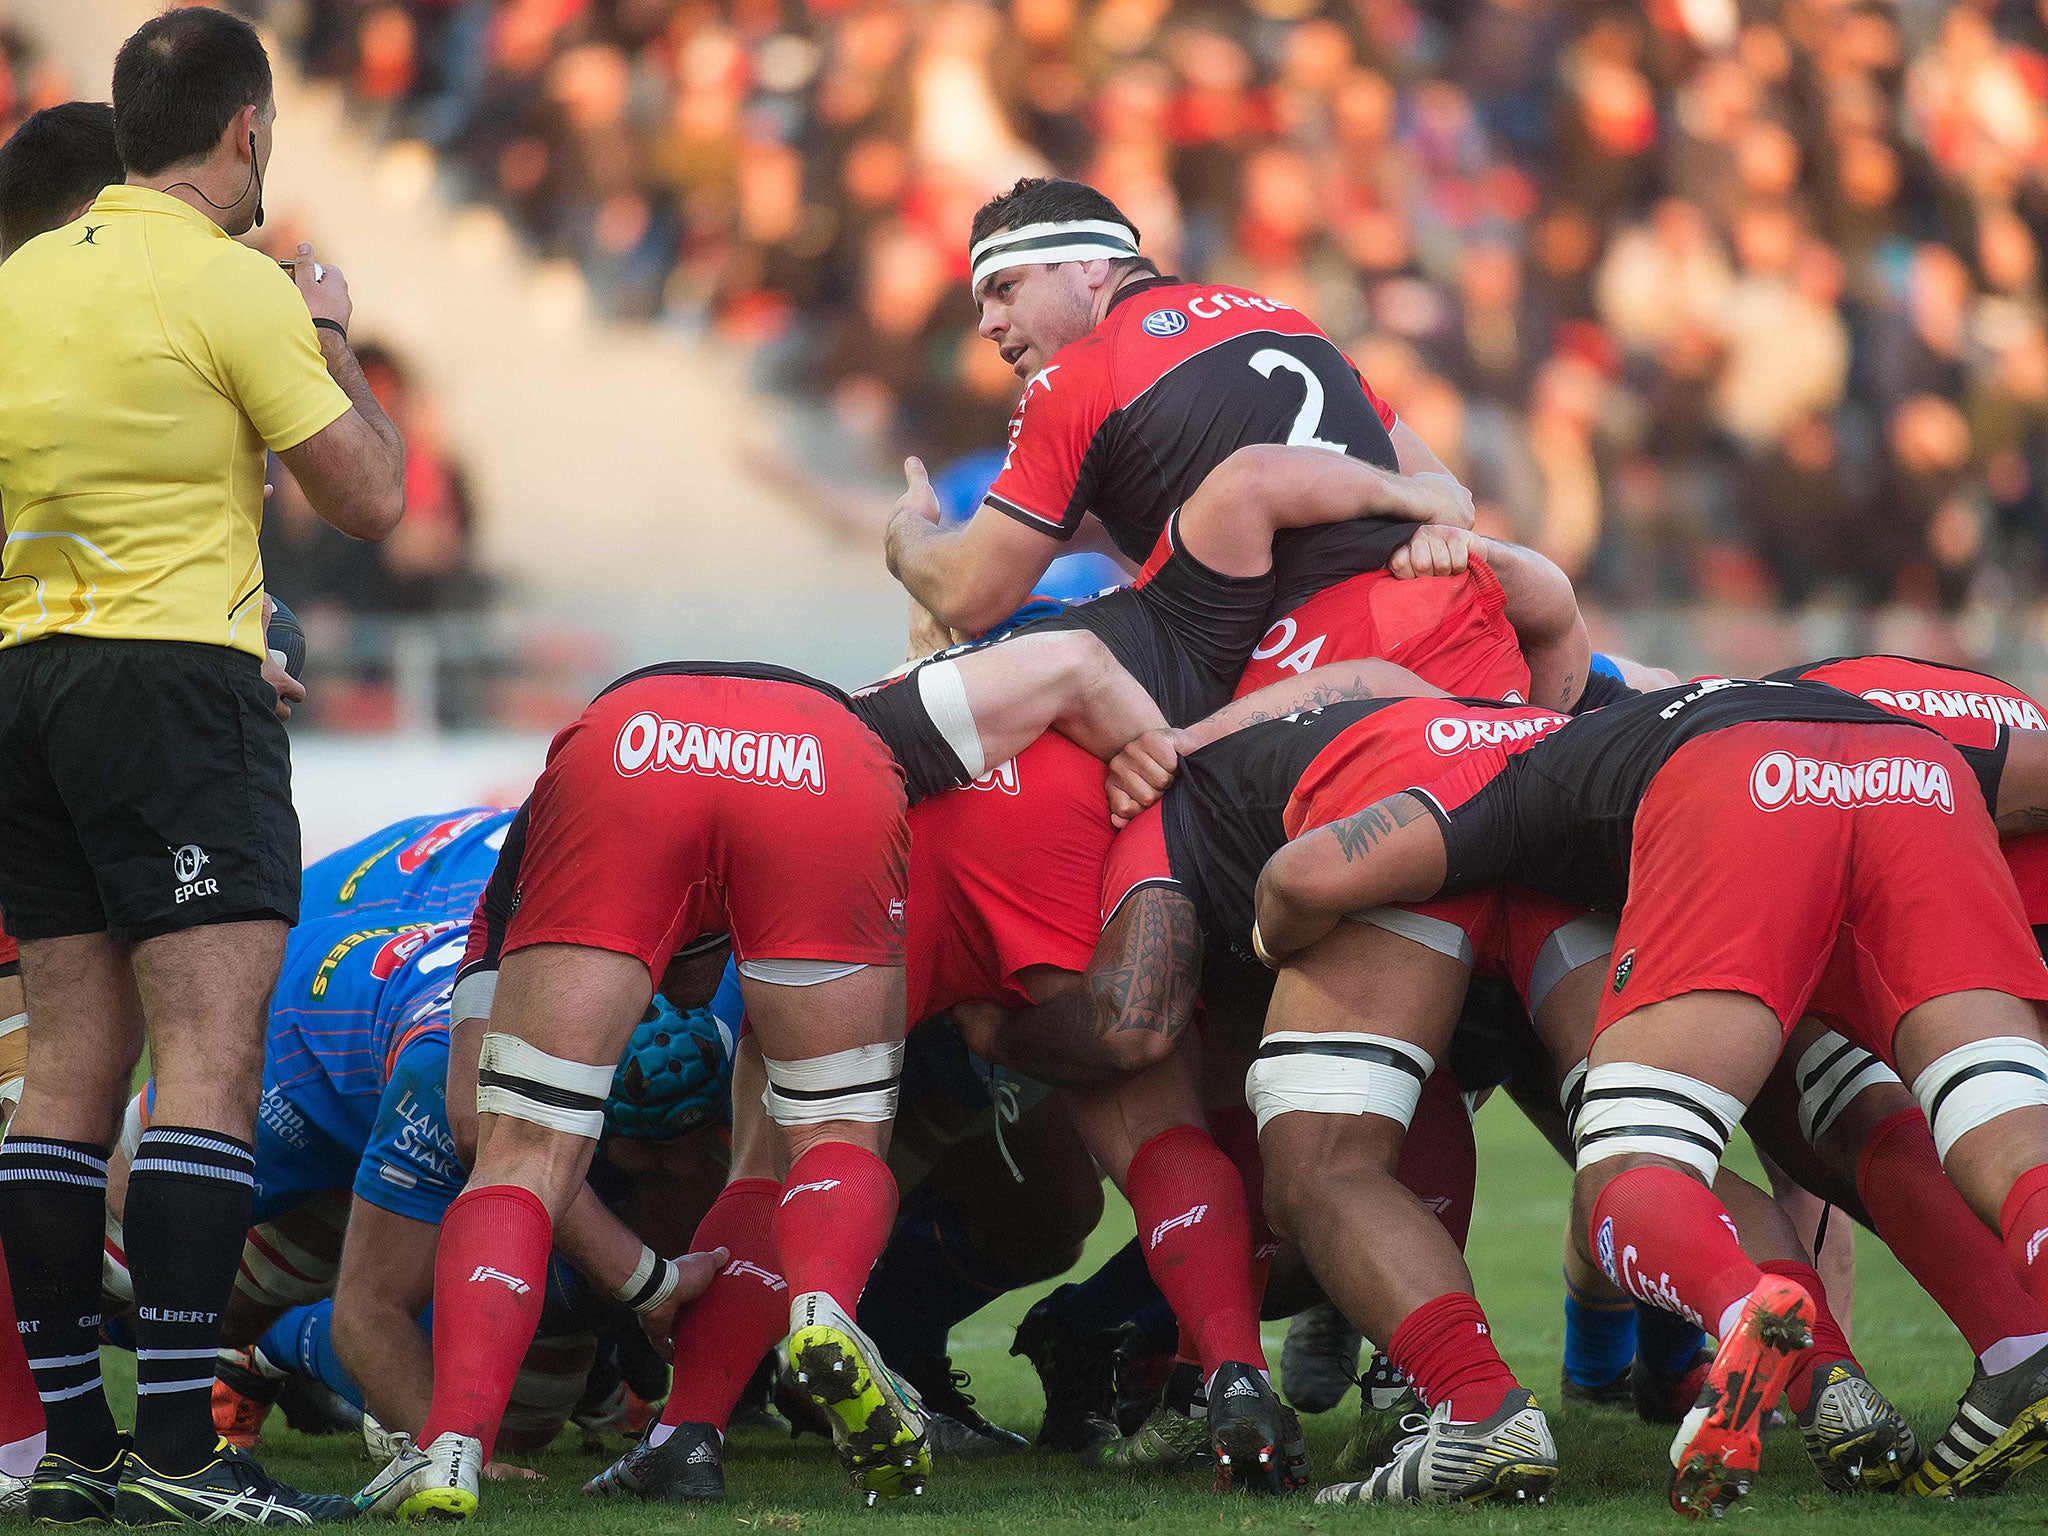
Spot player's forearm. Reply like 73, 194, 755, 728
973, 991, 1131, 1092
1254, 794, 1441, 964
554, 1182, 649, 1294
1477, 538, 1591, 711
887, 515, 1009, 634
1183, 660, 1441, 753
317, 330, 406, 536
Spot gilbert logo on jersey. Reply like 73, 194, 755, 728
614, 712, 826, 794
1748, 752, 1953, 814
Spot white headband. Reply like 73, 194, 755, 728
970, 218, 1140, 291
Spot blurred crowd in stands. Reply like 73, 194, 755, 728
242, 0, 2048, 624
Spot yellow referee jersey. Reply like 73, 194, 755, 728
0, 185, 350, 658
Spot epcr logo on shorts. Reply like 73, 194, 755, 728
1748, 751, 1954, 813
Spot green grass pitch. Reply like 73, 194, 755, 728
95, 1102, 2048, 1531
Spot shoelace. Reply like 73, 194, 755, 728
985, 1062, 1024, 1183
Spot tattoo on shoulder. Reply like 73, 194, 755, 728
1327, 793, 1427, 862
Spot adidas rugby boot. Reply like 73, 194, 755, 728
1667, 1273, 1813, 1520
1281, 1303, 1360, 1414
1904, 1339, 2048, 1496
896, 1357, 1026, 1457
1315, 1390, 1556, 1505
787, 1292, 930, 1505
26, 1440, 127, 1525
356, 1430, 481, 1521
1208, 1362, 1308, 1495
1011, 1288, 1119, 1451
1797, 1358, 1917, 1492
114, 1441, 356, 1526
1333, 1353, 1423, 1477
582, 1422, 724, 1503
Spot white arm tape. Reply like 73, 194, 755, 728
477, 1032, 614, 1139
1912, 1036, 2048, 1163
612, 1245, 680, 1314
1572, 1063, 1746, 1184
1794, 1030, 1901, 1147
917, 659, 986, 780
450, 968, 498, 1026
1246, 1031, 1435, 1134
763, 1041, 904, 1126
0, 1012, 24, 1041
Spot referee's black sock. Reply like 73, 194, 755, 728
126, 1126, 256, 1474
0, 1136, 120, 1464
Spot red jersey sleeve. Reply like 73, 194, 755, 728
984, 339, 1117, 541
0, 907, 15, 973
1342, 353, 1398, 433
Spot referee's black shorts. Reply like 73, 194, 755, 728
0, 637, 300, 944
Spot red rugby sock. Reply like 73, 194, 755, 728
1860, 1109, 2048, 1356
1207, 1107, 1279, 1302
1759, 1260, 1855, 1413
1126, 1126, 1266, 1375
1999, 1164, 2048, 1311
773, 1142, 898, 1313
657, 1179, 785, 1435
1387, 1292, 1517, 1422
418, 1185, 551, 1462
1396, 1072, 1478, 1251
1589, 1166, 1762, 1338
0, 1250, 44, 1472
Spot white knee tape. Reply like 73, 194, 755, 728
1912, 1036, 2048, 1163
738, 959, 868, 986
1572, 1063, 1745, 1184
1559, 1058, 1589, 1136
1795, 1030, 1901, 1147
476, 1033, 614, 1139
1527, 916, 1618, 1017
763, 1041, 904, 1125
1245, 1032, 1435, 1133
917, 659, 985, 779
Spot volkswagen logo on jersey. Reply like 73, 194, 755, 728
1141, 307, 1188, 338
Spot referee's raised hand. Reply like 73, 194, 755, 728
287, 240, 351, 333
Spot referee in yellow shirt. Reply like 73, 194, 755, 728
0, 9, 403, 1524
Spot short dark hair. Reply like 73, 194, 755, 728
112, 7, 272, 177
0, 102, 122, 258
970, 177, 1159, 278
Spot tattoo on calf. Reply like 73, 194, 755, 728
1327, 793, 1427, 863
1089, 888, 1202, 1041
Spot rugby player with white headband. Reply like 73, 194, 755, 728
887, 178, 1479, 737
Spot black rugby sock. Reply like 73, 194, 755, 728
126, 1126, 255, 1474
0, 1136, 120, 1464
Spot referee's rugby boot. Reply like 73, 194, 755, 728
114, 1440, 356, 1526
1333, 1352, 1423, 1477
786, 1292, 930, 1505
1280, 1302, 1360, 1414
1667, 1273, 1813, 1520
582, 1422, 724, 1503
1796, 1358, 1917, 1492
26, 1439, 127, 1525
1207, 1362, 1308, 1495
356, 1430, 481, 1521
1904, 1337, 2048, 1496
1314, 1390, 1556, 1506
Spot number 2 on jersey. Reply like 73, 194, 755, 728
1249, 347, 1349, 455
